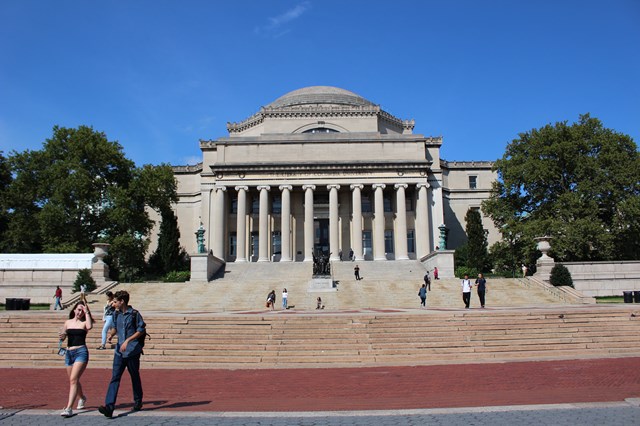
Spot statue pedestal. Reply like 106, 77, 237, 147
308, 278, 336, 292
189, 252, 225, 282
535, 258, 555, 282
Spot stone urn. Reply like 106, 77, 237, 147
534, 236, 553, 262
92, 243, 110, 265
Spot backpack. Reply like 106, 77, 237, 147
131, 308, 150, 352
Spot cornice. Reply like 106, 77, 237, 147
440, 159, 494, 169
209, 161, 431, 173
172, 163, 203, 174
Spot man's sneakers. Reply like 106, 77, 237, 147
77, 396, 86, 410
60, 408, 72, 417
133, 401, 143, 411
98, 405, 114, 418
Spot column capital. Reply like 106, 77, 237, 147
256, 185, 271, 191
215, 185, 227, 192
279, 185, 293, 191
350, 184, 364, 191
394, 183, 408, 190
235, 185, 248, 192
302, 184, 316, 191
372, 183, 386, 190
327, 184, 341, 190
417, 183, 431, 189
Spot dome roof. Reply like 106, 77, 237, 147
266, 86, 375, 109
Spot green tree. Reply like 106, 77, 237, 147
0, 152, 11, 248
549, 264, 573, 287
72, 268, 97, 293
465, 208, 488, 271
149, 208, 188, 276
1, 126, 179, 281
483, 114, 640, 263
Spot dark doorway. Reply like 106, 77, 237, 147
314, 219, 329, 256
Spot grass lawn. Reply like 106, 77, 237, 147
595, 296, 625, 303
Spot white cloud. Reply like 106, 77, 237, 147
255, 1, 311, 37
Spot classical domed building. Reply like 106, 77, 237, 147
169, 86, 498, 268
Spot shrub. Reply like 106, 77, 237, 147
72, 269, 97, 293
455, 266, 479, 279
550, 264, 574, 287
162, 270, 191, 283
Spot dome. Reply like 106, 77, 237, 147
266, 86, 375, 109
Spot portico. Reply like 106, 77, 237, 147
170, 86, 498, 264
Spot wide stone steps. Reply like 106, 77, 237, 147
1, 306, 639, 368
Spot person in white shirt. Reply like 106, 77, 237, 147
461, 274, 472, 309
282, 288, 288, 310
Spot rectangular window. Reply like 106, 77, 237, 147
469, 175, 478, 189
407, 229, 415, 253
384, 195, 393, 213
362, 231, 372, 258
272, 231, 281, 255
251, 232, 259, 257
230, 195, 238, 214
361, 196, 372, 213
251, 196, 260, 214
272, 195, 281, 215
229, 232, 237, 257
384, 230, 394, 253
405, 196, 414, 212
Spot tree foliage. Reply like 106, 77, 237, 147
148, 208, 189, 276
73, 268, 97, 293
455, 208, 489, 273
483, 114, 640, 263
549, 264, 573, 287
0, 126, 179, 281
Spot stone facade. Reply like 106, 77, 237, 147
163, 86, 498, 263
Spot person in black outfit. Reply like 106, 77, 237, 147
354, 264, 361, 281
475, 273, 487, 308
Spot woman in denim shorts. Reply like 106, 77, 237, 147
59, 300, 94, 417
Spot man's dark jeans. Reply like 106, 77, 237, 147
105, 353, 143, 409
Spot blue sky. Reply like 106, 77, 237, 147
1, 0, 638, 167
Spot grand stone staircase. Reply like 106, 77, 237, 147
1, 306, 638, 369
97, 260, 566, 312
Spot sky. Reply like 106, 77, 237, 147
1, 0, 638, 167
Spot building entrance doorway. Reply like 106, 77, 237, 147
314, 219, 329, 256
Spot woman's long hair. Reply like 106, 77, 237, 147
68, 301, 92, 321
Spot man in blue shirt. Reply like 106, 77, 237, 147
98, 290, 146, 418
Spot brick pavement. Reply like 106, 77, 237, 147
2, 357, 640, 413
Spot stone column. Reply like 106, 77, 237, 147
372, 184, 386, 261
235, 186, 248, 262
416, 183, 431, 258
200, 187, 212, 253
279, 185, 292, 262
212, 186, 227, 259
303, 184, 315, 262
350, 184, 364, 261
328, 184, 340, 261
257, 185, 270, 262
394, 183, 409, 260
430, 180, 444, 249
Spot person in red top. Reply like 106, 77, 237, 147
54, 286, 63, 310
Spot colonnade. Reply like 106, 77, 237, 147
206, 182, 435, 262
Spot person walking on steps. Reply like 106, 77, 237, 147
96, 291, 115, 350
475, 273, 487, 308
418, 284, 427, 308
98, 290, 146, 418
423, 272, 431, 291
461, 274, 472, 309
282, 288, 288, 310
354, 264, 361, 281
54, 286, 63, 310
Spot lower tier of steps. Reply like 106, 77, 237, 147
1, 305, 638, 369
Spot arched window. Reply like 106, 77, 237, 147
302, 127, 339, 134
